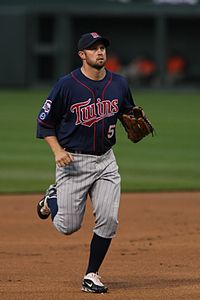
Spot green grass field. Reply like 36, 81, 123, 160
0, 89, 200, 193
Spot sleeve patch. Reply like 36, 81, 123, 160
42, 99, 52, 113
39, 112, 47, 120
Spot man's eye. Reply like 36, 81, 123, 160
88, 46, 96, 50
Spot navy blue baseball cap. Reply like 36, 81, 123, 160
78, 32, 110, 51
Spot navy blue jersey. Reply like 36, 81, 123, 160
37, 68, 135, 154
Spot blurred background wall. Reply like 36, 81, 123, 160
0, 0, 200, 88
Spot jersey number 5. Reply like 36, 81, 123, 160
107, 125, 116, 138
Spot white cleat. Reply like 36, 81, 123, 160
81, 273, 108, 293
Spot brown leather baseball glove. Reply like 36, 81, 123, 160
121, 106, 154, 143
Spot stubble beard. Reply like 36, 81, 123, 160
87, 57, 106, 70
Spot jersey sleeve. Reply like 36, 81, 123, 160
119, 79, 136, 116
36, 79, 66, 139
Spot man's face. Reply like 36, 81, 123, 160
79, 42, 107, 70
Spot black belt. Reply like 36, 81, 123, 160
65, 148, 110, 156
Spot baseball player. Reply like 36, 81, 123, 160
36, 32, 136, 293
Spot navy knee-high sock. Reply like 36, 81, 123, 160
86, 233, 112, 275
47, 196, 58, 221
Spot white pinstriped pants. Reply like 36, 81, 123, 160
53, 149, 121, 238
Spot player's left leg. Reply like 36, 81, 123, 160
81, 150, 121, 293
90, 150, 121, 239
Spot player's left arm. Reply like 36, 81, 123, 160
118, 84, 136, 118
118, 82, 154, 143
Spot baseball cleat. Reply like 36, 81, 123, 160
37, 184, 57, 219
81, 273, 108, 293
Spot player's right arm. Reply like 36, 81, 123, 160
44, 136, 74, 167
37, 77, 73, 167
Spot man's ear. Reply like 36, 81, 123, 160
78, 50, 86, 60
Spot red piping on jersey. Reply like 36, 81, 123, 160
71, 71, 95, 95
71, 71, 97, 152
101, 72, 113, 152
37, 118, 54, 128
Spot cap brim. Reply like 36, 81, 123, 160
84, 37, 110, 50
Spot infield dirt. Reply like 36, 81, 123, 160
0, 192, 200, 300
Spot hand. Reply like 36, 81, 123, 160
55, 149, 74, 167
44, 136, 74, 167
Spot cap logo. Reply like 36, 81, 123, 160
90, 32, 100, 39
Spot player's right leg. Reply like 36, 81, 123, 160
37, 184, 57, 220
47, 154, 95, 235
